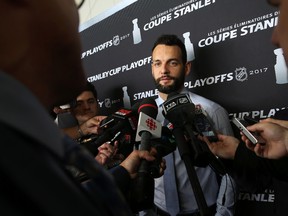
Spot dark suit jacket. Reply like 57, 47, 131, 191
224, 143, 288, 216
0, 122, 132, 216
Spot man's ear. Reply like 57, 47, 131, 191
185, 61, 192, 76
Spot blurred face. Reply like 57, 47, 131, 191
72, 91, 99, 124
269, 0, 288, 63
31, 0, 86, 106
0, 1, 86, 109
151, 45, 190, 94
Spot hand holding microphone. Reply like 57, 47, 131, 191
129, 98, 162, 212
81, 102, 139, 156
135, 98, 161, 174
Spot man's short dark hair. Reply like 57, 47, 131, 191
70, 81, 97, 108
152, 34, 187, 64
83, 81, 97, 99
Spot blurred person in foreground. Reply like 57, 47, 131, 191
0, 0, 164, 215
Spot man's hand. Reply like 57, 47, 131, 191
243, 121, 288, 159
199, 134, 240, 159
80, 115, 107, 136
120, 147, 165, 179
95, 141, 118, 165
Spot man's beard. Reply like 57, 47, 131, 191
155, 73, 185, 94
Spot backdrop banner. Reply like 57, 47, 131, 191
80, 0, 287, 119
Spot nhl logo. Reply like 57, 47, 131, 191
235, 67, 248, 82
113, 35, 120, 46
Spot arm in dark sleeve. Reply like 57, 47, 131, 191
226, 142, 273, 192
109, 165, 132, 196
267, 157, 288, 182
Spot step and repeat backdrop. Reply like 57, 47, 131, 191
79, 0, 288, 119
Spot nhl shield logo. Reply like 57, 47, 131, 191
113, 35, 120, 46
235, 67, 248, 82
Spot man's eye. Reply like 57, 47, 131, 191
153, 62, 161, 67
169, 61, 179, 67
88, 99, 96, 104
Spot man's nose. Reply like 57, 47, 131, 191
83, 102, 91, 109
160, 63, 169, 75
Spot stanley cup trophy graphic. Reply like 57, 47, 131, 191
132, 18, 142, 44
183, 32, 195, 62
122, 86, 131, 108
274, 48, 288, 84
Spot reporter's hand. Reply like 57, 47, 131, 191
199, 134, 240, 159
95, 141, 118, 165
156, 158, 166, 178
80, 115, 107, 135
244, 122, 288, 159
120, 148, 157, 179
261, 118, 288, 129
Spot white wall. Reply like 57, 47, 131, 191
78, 0, 125, 25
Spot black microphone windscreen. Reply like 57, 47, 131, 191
167, 91, 179, 99
138, 98, 158, 119
131, 101, 141, 113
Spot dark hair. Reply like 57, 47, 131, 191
152, 34, 187, 64
70, 81, 97, 108
83, 81, 97, 99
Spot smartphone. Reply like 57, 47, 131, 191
231, 117, 258, 145
194, 106, 218, 142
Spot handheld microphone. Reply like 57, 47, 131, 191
82, 103, 139, 156
136, 98, 161, 171
162, 92, 195, 127
162, 92, 208, 165
129, 98, 161, 212
151, 126, 177, 158
163, 92, 225, 173
149, 126, 177, 178
162, 92, 213, 214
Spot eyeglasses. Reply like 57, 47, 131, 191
75, 0, 85, 9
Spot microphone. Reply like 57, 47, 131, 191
162, 92, 195, 128
135, 102, 161, 142
162, 92, 225, 173
162, 92, 213, 215
81, 102, 139, 156
151, 126, 177, 158
149, 126, 177, 178
162, 92, 209, 165
129, 98, 161, 212
136, 98, 161, 170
